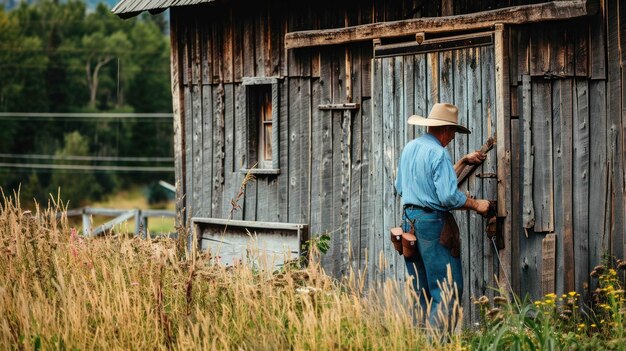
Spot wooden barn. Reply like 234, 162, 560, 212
113, 0, 624, 322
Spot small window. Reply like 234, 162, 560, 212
243, 77, 280, 174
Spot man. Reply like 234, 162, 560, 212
395, 102, 490, 326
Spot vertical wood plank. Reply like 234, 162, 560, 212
495, 24, 512, 294
269, 0, 282, 77
211, 21, 223, 83
549, 28, 566, 77
350, 46, 364, 273
319, 49, 336, 275
288, 78, 302, 223
212, 83, 225, 218
382, 57, 396, 281
242, 10, 255, 77
532, 80, 554, 233
541, 233, 556, 295
300, 79, 312, 224
607, 0, 624, 260
516, 24, 530, 81
232, 84, 245, 220
530, 23, 550, 76
370, 57, 384, 285
310, 78, 322, 237
413, 54, 427, 141
465, 46, 485, 323
334, 50, 349, 277
233, 11, 243, 82
451, 48, 470, 323
222, 9, 234, 83
573, 79, 590, 294
554, 78, 574, 293
278, 80, 290, 222
588, 80, 608, 273
184, 87, 193, 218
192, 84, 203, 217
391, 56, 404, 281
254, 11, 267, 77
521, 75, 535, 229
202, 85, 213, 218
222, 84, 235, 217
426, 51, 440, 111
481, 45, 497, 297
361, 43, 372, 98
201, 17, 212, 84
573, 20, 588, 77
361, 94, 373, 275
170, 12, 188, 225
590, 1, 606, 80
510, 112, 521, 295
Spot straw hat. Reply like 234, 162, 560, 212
407, 103, 470, 134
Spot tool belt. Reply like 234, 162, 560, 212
439, 212, 461, 258
390, 206, 461, 259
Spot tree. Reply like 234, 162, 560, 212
81, 31, 134, 109
48, 131, 102, 207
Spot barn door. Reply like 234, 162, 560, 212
370, 34, 499, 323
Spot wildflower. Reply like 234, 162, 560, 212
486, 308, 501, 319
568, 291, 577, 297
609, 268, 618, 276
591, 324, 597, 328
493, 296, 508, 306
534, 301, 543, 307
475, 295, 489, 306
545, 293, 557, 300
591, 265, 605, 277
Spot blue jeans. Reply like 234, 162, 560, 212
402, 208, 463, 326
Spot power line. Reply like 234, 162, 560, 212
0, 112, 173, 119
0, 162, 173, 172
0, 153, 173, 162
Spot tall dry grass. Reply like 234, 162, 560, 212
0, 192, 461, 350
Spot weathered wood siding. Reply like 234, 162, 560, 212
169, 0, 626, 315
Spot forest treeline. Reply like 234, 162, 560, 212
0, 0, 173, 208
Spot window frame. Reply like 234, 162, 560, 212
241, 76, 280, 175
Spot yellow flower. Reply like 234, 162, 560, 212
562, 294, 568, 298
568, 291, 577, 297
534, 301, 543, 306
545, 299, 555, 305
610, 269, 617, 276
591, 324, 597, 328
546, 293, 557, 299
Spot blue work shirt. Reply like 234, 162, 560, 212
395, 133, 467, 211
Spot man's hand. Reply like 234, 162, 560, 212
474, 199, 490, 216
463, 198, 491, 216
464, 151, 487, 164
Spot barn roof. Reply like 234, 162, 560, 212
111, 0, 216, 18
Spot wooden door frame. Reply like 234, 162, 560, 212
368, 25, 513, 293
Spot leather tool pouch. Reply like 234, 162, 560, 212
439, 212, 461, 258
389, 227, 404, 255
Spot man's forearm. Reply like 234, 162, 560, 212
460, 197, 479, 211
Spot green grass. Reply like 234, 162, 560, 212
88, 186, 176, 236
